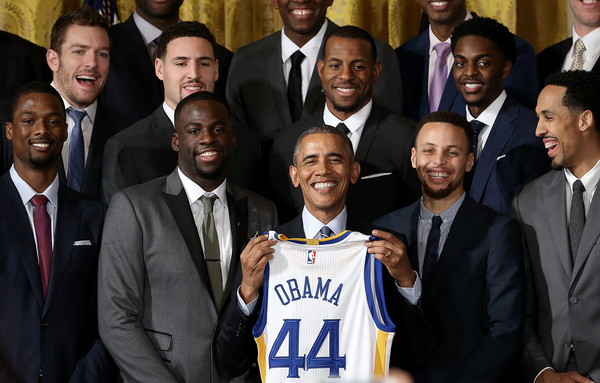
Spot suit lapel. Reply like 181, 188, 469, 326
266, 33, 293, 125
470, 98, 517, 202
303, 20, 337, 116
572, 185, 600, 283
543, 172, 573, 278
417, 33, 432, 120
223, 186, 248, 304
354, 105, 380, 164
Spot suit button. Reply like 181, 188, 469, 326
41, 322, 48, 328
570, 297, 578, 304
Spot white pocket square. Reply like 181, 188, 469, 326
496, 154, 507, 161
361, 172, 392, 180
73, 240, 92, 246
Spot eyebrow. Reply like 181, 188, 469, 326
170, 56, 214, 61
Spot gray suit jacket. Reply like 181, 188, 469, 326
98, 170, 277, 382
511, 170, 600, 381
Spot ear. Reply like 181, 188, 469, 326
350, 161, 360, 184
271, 0, 279, 9
5, 121, 13, 141
289, 165, 299, 188
465, 152, 475, 173
47, 49, 59, 73
156, 58, 164, 81
317, 59, 325, 82
372, 61, 382, 84
214, 58, 220, 83
410, 147, 417, 169
501, 59, 513, 79
171, 132, 179, 152
579, 110, 594, 133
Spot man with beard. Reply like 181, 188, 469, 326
374, 111, 525, 382
100, 0, 232, 122
512, 71, 600, 383
270, 25, 419, 223
0, 82, 116, 382
451, 17, 550, 214
101, 21, 220, 203
98, 91, 278, 382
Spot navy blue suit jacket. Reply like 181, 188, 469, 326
468, 96, 550, 214
0, 173, 116, 383
537, 37, 600, 89
373, 196, 525, 382
396, 21, 539, 121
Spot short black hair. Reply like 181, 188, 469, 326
415, 111, 474, 152
324, 25, 377, 62
50, 5, 110, 52
157, 21, 216, 61
451, 17, 516, 64
293, 124, 354, 166
174, 91, 231, 126
545, 70, 600, 131
8, 81, 65, 123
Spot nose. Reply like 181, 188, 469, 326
314, 159, 332, 175
464, 61, 479, 77
432, 151, 447, 166
338, 64, 354, 81
189, 62, 201, 79
198, 128, 216, 144
84, 50, 98, 68
535, 118, 545, 138
33, 121, 51, 136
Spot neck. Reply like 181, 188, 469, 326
422, 188, 463, 214
431, 24, 455, 42
14, 163, 57, 193
138, 11, 179, 32
309, 207, 343, 226
283, 22, 323, 48
574, 23, 599, 38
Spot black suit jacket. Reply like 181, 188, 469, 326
270, 104, 421, 222
537, 37, 600, 88
0, 173, 117, 383
100, 15, 233, 122
373, 196, 525, 382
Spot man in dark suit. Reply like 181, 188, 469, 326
451, 17, 550, 214
537, 0, 600, 88
99, 0, 232, 122
98, 91, 277, 382
0, 82, 116, 383
271, 25, 420, 223
374, 111, 525, 382
512, 71, 600, 383
396, 0, 539, 121
101, 21, 220, 203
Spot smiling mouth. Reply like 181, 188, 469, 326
32, 142, 50, 148
582, 0, 598, 4
183, 84, 205, 92
313, 181, 337, 190
291, 9, 314, 16
76, 75, 97, 86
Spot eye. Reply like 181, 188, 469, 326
478, 60, 490, 67
175, 61, 186, 66
188, 128, 199, 134
213, 126, 225, 134
22, 118, 34, 124
47, 119, 60, 125
448, 151, 458, 156
73, 49, 84, 55
423, 148, 434, 154
97, 51, 109, 58
329, 64, 340, 69
454, 61, 465, 68
352, 65, 365, 71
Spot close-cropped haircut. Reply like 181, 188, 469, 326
156, 21, 216, 61
415, 111, 474, 152
50, 5, 110, 52
451, 17, 516, 64
545, 70, 600, 130
293, 124, 355, 166
324, 25, 377, 62
8, 81, 65, 123
174, 91, 231, 125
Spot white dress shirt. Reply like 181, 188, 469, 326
564, 159, 600, 224
561, 27, 600, 72
9, 165, 59, 261
162, 101, 176, 127
133, 11, 163, 62
465, 90, 507, 160
323, 99, 373, 154
301, 205, 347, 239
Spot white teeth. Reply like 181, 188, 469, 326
428, 172, 448, 179
185, 86, 202, 91
544, 142, 558, 149
32, 143, 49, 148
582, 0, 597, 4
431, 1, 449, 6
199, 151, 217, 157
465, 84, 482, 89
77, 75, 95, 80
314, 182, 336, 189
292, 9, 313, 16
336, 88, 353, 93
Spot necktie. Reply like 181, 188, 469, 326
336, 123, 351, 136
288, 50, 305, 122
570, 180, 585, 262
67, 109, 87, 192
429, 42, 452, 113
422, 215, 442, 289
470, 120, 486, 163
319, 226, 334, 239
200, 193, 223, 311
571, 38, 586, 71
31, 195, 52, 298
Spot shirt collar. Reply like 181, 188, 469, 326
465, 90, 507, 127
9, 165, 59, 209
133, 11, 163, 45
572, 26, 600, 58
163, 101, 175, 127
428, 10, 473, 49
323, 99, 373, 135
51, 81, 97, 123
301, 205, 347, 239
281, 19, 329, 62
419, 192, 466, 223
177, 167, 228, 209
564, 159, 600, 194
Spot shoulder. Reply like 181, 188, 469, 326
277, 111, 323, 141
537, 38, 571, 60
372, 201, 420, 230
61, 186, 107, 216
369, 104, 416, 136
396, 32, 428, 56
232, 31, 280, 60
228, 182, 275, 209
514, 170, 557, 200
109, 107, 166, 142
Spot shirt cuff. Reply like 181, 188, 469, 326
395, 271, 421, 305
534, 367, 554, 383
237, 286, 258, 316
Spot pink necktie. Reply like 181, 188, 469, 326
429, 42, 452, 113
31, 195, 52, 297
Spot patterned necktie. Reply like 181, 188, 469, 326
67, 109, 87, 192
570, 38, 586, 71
429, 42, 452, 113
288, 50, 306, 122
319, 226, 334, 239
470, 120, 486, 163
200, 193, 223, 311
422, 215, 442, 289
31, 195, 52, 298
570, 180, 586, 262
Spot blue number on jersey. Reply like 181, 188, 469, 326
269, 319, 347, 377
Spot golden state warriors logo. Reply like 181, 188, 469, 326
307, 250, 316, 264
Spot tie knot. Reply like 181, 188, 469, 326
336, 122, 350, 136
470, 119, 486, 135
431, 215, 442, 229
573, 179, 585, 193
575, 38, 586, 54
200, 193, 218, 213
319, 226, 334, 239
31, 194, 49, 207
433, 42, 451, 59
67, 108, 87, 124
291, 50, 305, 66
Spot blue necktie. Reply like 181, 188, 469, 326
422, 215, 442, 289
319, 226, 334, 239
470, 120, 486, 163
67, 109, 87, 191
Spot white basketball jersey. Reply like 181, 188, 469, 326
253, 230, 395, 383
